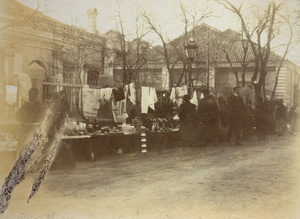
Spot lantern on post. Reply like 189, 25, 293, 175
184, 38, 198, 96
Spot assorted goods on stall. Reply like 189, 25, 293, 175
60, 83, 196, 156
62, 83, 187, 137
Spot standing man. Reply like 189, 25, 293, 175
227, 86, 245, 145
15, 87, 46, 158
255, 97, 267, 140
274, 99, 287, 136
178, 95, 197, 146
198, 89, 221, 146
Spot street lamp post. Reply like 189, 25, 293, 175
184, 38, 198, 97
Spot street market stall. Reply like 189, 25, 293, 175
41, 79, 182, 161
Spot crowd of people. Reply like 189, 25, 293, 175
178, 86, 299, 147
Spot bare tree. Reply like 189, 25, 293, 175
143, 1, 212, 91
210, 29, 251, 87
177, 2, 212, 90
217, 0, 284, 102
142, 12, 176, 89
270, 11, 299, 101
107, 1, 150, 86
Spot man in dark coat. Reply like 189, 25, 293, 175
198, 89, 221, 146
227, 86, 245, 145
255, 97, 267, 140
178, 94, 197, 146
15, 87, 46, 157
217, 96, 229, 141
274, 99, 287, 136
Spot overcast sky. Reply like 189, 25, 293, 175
17, 0, 300, 65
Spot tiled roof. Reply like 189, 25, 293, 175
171, 24, 282, 64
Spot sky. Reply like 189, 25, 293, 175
17, 0, 300, 65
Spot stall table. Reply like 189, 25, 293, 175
90, 133, 140, 159
61, 129, 180, 161
61, 135, 93, 161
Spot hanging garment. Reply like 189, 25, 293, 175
141, 86, 150, 114
170, 87, 176, 103
129, 83, 136, 105
176, 85, 188, 98
93, 89, 101, 110
104, 88, 113, 102
100, 87, 113, 104
112, 95, 128, 124
113, 87, 125, 102
82, 86, 98, 118
190, 91, 199, 110
148, 87, 158, 111
174, 85, 188, 107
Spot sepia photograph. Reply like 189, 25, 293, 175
0, 0, 300, 218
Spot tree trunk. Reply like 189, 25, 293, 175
242, 65, 246, 87
234, 71, 239, 87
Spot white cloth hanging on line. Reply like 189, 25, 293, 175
148, 87, 158, 111
170, 87, 176, 103
111, 93, 128, 124
129, 83, 136, 105
190, 91, 199, 110
141, 86, 150, 114
99, 87, 113, 104
82, 85, 99, 118
175, 85, 188, 107
141, 86, 158, 113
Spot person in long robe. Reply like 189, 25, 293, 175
177, 95, 197, 147
198, 89, 221, 146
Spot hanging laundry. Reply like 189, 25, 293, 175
148, 87, 158, 111
170, 87, 176, 103
190, 91, 199, 110
111, 95, 128, 124
174, 85, 188, 107
113, 87, 125, 102
129, 83, 136, 105
176, 85, 188, 98
175, 98, 183, 108
100, 87, 113, 104
82, 86, 99, 118
141, 86, 150, 114
92, 89, 101, 110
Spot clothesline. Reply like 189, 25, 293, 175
82, 84, 200, 119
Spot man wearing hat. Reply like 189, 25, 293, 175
227, 86, 246, 145
177, 94, 197, 146
15, 87, 47, 158
198, 89, 221, 146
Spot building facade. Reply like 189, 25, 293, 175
0, 0, 106, 121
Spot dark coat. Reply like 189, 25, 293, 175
274, 104, 287, 120
16, 100, 46, 124
227, 94, 245, 122
177, 100, 197, 144
198, 95, 220, 124
178, 101, 197, 125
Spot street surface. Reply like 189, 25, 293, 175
1, 133, 300, 219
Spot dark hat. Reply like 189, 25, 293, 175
182, 94, 190, 101
202, 89, 209, 96
233, 86, 241, 91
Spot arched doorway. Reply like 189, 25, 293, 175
24, 60, 46, 101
